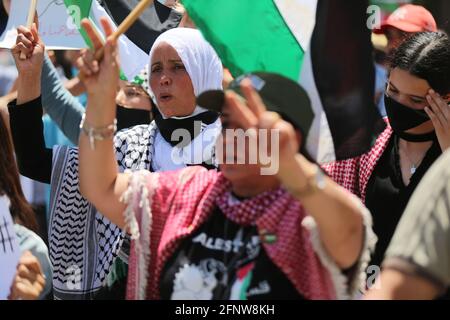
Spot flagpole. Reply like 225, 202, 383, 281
94, 0, 154, 61
20, 0, 38, 60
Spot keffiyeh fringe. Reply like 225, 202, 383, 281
302, 193, 377, 300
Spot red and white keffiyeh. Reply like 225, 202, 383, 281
124, 166, 374, 300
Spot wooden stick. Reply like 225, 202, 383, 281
20, 0, 38, 60
93, 0, 154, 61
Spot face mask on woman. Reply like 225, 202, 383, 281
384, 94, 435, 142
116, 104, 152, 131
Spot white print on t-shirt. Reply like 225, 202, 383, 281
192, 229, 261, 258
246, 281, 271, 297
171, 263, 217, 300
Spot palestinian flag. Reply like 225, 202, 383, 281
0, 0, 180, 81
63, 0, 149, 81
99, 0, 182, 55
182, 0, 385, 163
230, 263, 254, 300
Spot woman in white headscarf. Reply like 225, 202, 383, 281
11, 23, 224, 299
91, 28, 225, 299
146, 27, 223, 171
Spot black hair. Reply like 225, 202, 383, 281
390, 32, 450, 95
54, 51, 74, 80
0, 113, 37, 232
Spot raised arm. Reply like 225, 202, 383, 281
41, 52, 84, 144
225, 81, 365, 270
9, 25, 52, 183
78, 18, 128, 228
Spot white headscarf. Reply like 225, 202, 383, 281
148, 28, 223, 118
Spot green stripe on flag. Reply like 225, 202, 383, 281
64, 0, 94, 48
182, 0, 305, 82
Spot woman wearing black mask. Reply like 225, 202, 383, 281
324, 31, 450, 271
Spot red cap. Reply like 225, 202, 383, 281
373, 4, 437, 34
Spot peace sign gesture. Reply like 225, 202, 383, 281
221, 79, 301, 176
79, 17, 120, 101
425, 89, 450, 151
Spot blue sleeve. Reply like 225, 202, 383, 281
40, 53, 84, 144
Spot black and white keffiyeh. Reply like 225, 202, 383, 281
49, 123, 157, 300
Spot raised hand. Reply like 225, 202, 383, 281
80, 17, 120, 106
11, 23, 44, 76
222, 79, 301, 176
425, 89, 450, 151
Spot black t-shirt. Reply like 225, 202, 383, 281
365, 136, 441, 268
160, 207, 304, 300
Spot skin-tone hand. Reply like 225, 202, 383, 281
11, 24, 45, 76
364, 268, 440, 300
79, 18, 118, 98
8, 251, 46, 300
223, 80, 363, 269
11, 23, 44, 105
223, 79, 299, 173
78, 17, 128, 229
425, 89, 450, 151
74, 48, 99, 76
80, 17, 120, 127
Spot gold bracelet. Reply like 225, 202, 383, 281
79, 114, 117, 150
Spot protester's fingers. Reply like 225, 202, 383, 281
35, 272, 46, 289
8, 275, 32, 300
33, 11, 39, 30
17, 264, 33, 281
427, 94, 446, 128
11, 278, 42, 300
224, 91, 258, 130
10, 44, 21, 58
11, 43, 20, 53
13, 43, 33, 58
31, 23, 44, 49
428, 89, 449, 121
273, 118, 297, 141
240, 79, 266, 118
75, 58, 92, 77
14, 281, 39, 300
104, 37, 118, 63
259, 111, 282, 131
75, 50, 92, 75
19, 251, 43, 275
16, 26, 34, 42
425, 107, 443, 131
100, 17, 114, 38
77, 50, 99, 76
15, 33, 33, 49
8, 275, 21, 300
81, 18, 104, 51
273, 119, 301, 157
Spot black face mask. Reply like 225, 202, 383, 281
152, 107, 219, 147
384, 95, 435, 142
116, 105, 152, 131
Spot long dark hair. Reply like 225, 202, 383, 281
390, 32, 450, 95
0, 112, 37, 232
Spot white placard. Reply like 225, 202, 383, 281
0, 0, 86, 50
0, 196, 21, 300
